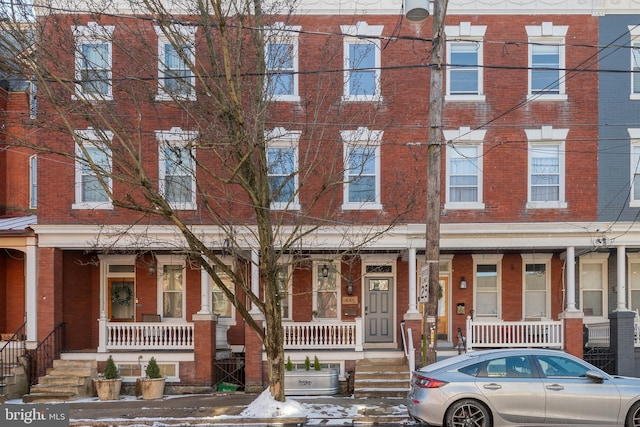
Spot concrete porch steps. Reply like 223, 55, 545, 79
353, 357, 410, 398
22, 359, 97, 403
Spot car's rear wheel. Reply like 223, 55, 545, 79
626, 401, 640, 427
445, 399, 491, 427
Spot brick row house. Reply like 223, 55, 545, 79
4, 0, 640, 397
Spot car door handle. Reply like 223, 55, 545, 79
483, 383, 502, 390
546, 384, 564, 391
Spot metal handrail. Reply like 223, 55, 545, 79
27, 322, 66, 387
400, 321, 415, 375
0, 321, 27, 397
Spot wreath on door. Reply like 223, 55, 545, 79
111, 284, 133, 306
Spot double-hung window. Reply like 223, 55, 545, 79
265, 24, 300, 101
314, 262, 339, 320
526, 22, 567, 100
525, 126, 568, 209
156, 255, 185, 321
521, 254, 551, 320
629, 129, 640, 207
444, 127, 485, 209
445, 23, 486, 101
157, 128, 197, 210
473, 254, 502, 318
73, 128, 113, 209
73, 23, 114, 99
341, 128, 382, 210
277, 264, 292, 320
266, 128, 300, 210
579, 253, 608, 319
155, 25, 196, 100
341, 22, 383, 101
628, 253, 640, 314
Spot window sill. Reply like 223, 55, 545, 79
526, 94, 568, 102
155, 93, 196, 102
271, 203, 301, 211
445, 94, 486, 102
342, 202, 382, 211
72, 202, 113, 210
630, 94, 640, 101
444, 202, 485, 210
168, 202, 197, 211
72, 93, 113, 102
526, 201, 567, 209
341, 95, 383, 103
268, 95, 301, 102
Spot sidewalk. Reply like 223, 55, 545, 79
61, 392, 412, 426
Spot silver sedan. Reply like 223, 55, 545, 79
407, 348, 640, 427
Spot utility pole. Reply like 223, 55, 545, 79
405, 0, 448, 366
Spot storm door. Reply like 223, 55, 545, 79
364, 277, 394, 342
109, 278, 135, 321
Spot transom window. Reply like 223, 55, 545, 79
341, 22, 383, 101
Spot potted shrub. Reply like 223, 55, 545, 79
94, 355, 122, 400
136, 357, 165, 400
284, 355, 339, 396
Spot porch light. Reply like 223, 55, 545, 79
321, 264, 329, 278
148, 264, 157, 276
346, 281, 354, 296
460, 276, 467, 289
404, 0, 430, 22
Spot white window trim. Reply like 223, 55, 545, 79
154, 25, 197, 101
313, 260, 341, 322
72, 22, 114, 101
265, 23, 301, 102
526, 22, 568, 101
443, 127, 486, 210
579, 252, 609, 322
521, 253, 552, 320
72, 128, 114, 210
525, 126, 568, 209
341, 127, 383, 210
209, 261, 237, 326
472, 254, 503, 319
29, 154, 37, 209
629, 26, 640, 100
341, 22, 383, 102
155, 254, 187, 323
444, 22, 487, 102
266, 127, 301, 210
629, 129, 640, 207
627, 252, 640, 313
157, 127, 198, 211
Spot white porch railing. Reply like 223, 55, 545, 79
466, 317, 563, 351
585, 322, 610, 347
106, 322, 195, 350
283, 318, 363, 351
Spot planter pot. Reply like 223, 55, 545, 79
284, 368, 339, 396
94, 378, 122, 401
137, 377, 166, 400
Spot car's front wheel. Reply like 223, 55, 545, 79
626, 401, 640, 427
445, 399, 491, 427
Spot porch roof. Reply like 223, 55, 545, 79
0, 215, 37, 234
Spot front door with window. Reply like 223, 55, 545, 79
109, 278, 135, 321
365, 277, 394, 342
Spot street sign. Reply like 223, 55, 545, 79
419, 264, 429, 303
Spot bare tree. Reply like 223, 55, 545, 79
1, 0, 424, 401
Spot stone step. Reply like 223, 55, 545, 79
38, 375, 86, 386
22, 391, 77, 403
353, 357, 410, 398
47, 367, 96, 377
29, 383, 85, 395
53, 359, 97, 369
355, 371, 410, 380
354, 388, 409, 398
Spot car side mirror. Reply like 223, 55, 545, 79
586, 370, 604, 383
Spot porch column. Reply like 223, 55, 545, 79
98, 256, 107, 352
192, 313, 217, 387
197, 266, 212, 315
404, 247, 421, 318
249, 248, 260, 314
616, 245, 627, 311
25, 237, 38, 346
565, 246, 577, 311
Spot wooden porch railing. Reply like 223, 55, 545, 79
105, 322, 194, 350
283, 318, 363, 351
466, 317, 563, 351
